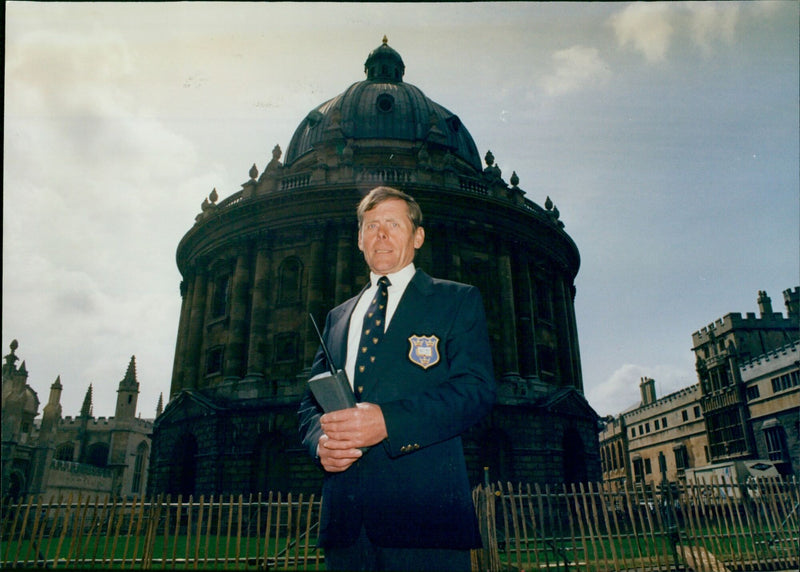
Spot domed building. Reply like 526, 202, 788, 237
148, 38, 599, 497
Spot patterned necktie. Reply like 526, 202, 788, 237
355, 276, 390, 383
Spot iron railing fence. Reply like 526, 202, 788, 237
2, 477, 797, 570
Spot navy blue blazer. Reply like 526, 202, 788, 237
298, 269, 496, 550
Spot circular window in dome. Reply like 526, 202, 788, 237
376, 93, 395, 113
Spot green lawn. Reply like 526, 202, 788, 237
2, 534, 323, 570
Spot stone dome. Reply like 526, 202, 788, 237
284, 38, 482, 172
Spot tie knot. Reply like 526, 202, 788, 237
377, 276, 391, 288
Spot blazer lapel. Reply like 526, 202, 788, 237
384, 269, 434, 336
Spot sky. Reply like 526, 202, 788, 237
4, 2, 798, 420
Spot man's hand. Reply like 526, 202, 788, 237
318, 402, 388, 473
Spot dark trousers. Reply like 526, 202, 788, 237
324, 527, 472, 572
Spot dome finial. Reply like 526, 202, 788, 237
364, 37, 405, 82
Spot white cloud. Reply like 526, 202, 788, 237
5, 27, 135, 116
611, 2, 674, 63
687, 2, 739, 56
610, 2, 742, 62
541, 45, 611, 97
587, 363, 695, 417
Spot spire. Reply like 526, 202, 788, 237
120, 355, 139, 390
156, 392, 164, 417
116, 356, 140, 419
48, 376, 63, 406
81, 384, 93, 417
41, 375, 63, 435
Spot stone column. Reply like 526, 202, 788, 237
515, 253, 538, 378
498, 247, 519, 375
427, 222, 452, 282
564, 280, 583, 391
183, 267, 208, 391
554, 276, 578, 388
246, 244, 272, 379
447, 223, 463, 282
304, 226, 326, 366
224, 250, 251, 380
170, 276, 194, 396
334, 224, 354, 305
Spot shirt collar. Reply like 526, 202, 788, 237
370, 263, 415, 291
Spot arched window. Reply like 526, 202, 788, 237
54, 442, 75, 462
278, 257, 303, 305
131, 441, 149, 494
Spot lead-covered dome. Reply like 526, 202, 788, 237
284, 38, 482, 172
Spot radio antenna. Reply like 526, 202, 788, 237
309, 313, 338, 376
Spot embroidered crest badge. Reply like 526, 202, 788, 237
408, 335, 440, 370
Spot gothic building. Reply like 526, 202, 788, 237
1, 341, 156, 501
692, 288, 799, 465
148, 38, 599, 497
599, 288, 800, 488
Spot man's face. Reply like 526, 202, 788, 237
358, 198, 425, 275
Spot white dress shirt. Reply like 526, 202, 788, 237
344, 263, 416, 388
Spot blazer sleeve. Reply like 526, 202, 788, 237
379, 285, 496, 457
